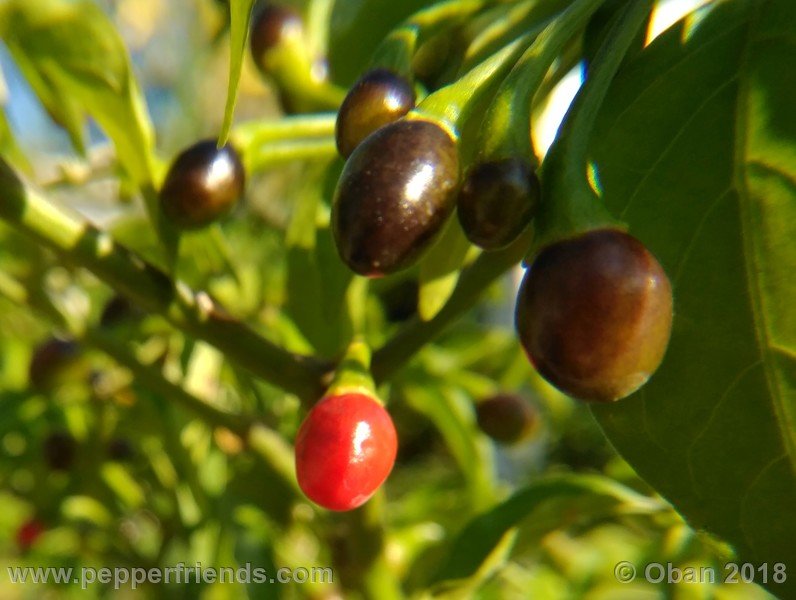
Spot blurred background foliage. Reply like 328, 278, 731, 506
0, 0, 778, 598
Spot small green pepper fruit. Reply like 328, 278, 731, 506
515, 229, 673, 402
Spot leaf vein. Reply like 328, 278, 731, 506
601, 22, 744, 136
672, 185, 735, 285
733, 2, 796, 474
739, 453, 789, 560
686, 360, 763, 499
619, 74, 739, 219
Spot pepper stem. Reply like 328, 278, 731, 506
326, 337, 377, 399
371, 0, 492, 78
479, 0, 609, 163
411, 31, 535, 137
532, 0, 654, 253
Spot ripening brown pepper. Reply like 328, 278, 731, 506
476, 393, 539, 444
515, 229, 673, 402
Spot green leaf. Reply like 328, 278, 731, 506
328, 0, 438, 85
0, 0, 155, 186
61, 495, 114, 528
401, 380, 496, 511
101, 463, 145, 509
432, 474, 661, 584
0, 107, 29, 175
589, 1, 796, 591
418, 217, 474, 321
285, 163, 352, 357
0, 64, 30, 173
219, 0, 255, 145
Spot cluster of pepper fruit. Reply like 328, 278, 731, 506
139, 3, 673, 512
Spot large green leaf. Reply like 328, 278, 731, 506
327, 0, 437, 85
589, 0, 796, 592
0, 0, 155, 186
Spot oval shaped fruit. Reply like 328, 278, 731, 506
29, 338, 80, 390
335, 69, 415, 158
16, 519, 45, 551
249, 4, 304, 74
43, 430, 77, 471
332, 119, 459, 277
476, 393, 539, 444
107, 438, 135, 462
99, 295, 142, 328
457, 157, 539, 250
295, 392, 397, 511
160, 139, 245, 229
515, 229, 673, 402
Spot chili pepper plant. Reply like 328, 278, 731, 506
0, 0, 793, 598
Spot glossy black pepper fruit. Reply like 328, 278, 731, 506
457, 158, 540, 250
332, 119, 459, 277
99, 295, 142, 328
28, 338, 80, 390
43, 430, 77, 471
159, 139, 245, 229
515, 229, 673, 402
335, 69, 415, 158
107, 438, 135, 462
476, 393, 539, 445
249, 4, 304, 74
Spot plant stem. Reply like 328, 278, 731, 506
460, 0, 570, 72
0, 269, 300, 491
415, 33, 533, 133
371, 0, 493, 77
0, 270, 249, 433
207, 223, 244, 288
533, 0, 654, 251
87, 328, 250, 434
231, 113, 337, 148
479, 0, 608, 161
0, 158, 329, 400
338, 492, 402, 600
245, 138, 338, 173
326, 337, 376, 398
371, 231, 531, 384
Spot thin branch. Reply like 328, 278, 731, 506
0, 158, 330, 400
371, 231, 530, 383
0, 270, 298, 491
